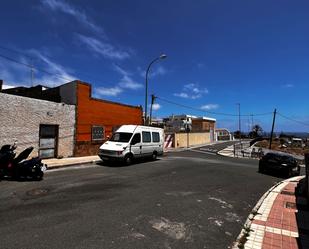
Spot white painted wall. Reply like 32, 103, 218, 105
0, 93, 75, 158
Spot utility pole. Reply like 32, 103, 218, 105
269, 108, 277, 150
251, 114, 254, 130
149, 94, 157, 126
237, 103, 241, 145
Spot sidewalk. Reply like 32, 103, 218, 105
217, 144, 236, 157
233, 176, 309, 249
42, 155, 100, 170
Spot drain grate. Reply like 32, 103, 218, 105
285, 202, 297, 209
281, 190, 294, 196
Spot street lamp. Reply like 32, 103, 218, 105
144, 53, 167, 125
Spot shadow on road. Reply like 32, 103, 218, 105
96, 158, 162, 168
257, 170, 290, 180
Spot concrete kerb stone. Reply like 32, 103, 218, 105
44, 157, 101, 170
232, 175, 305, 249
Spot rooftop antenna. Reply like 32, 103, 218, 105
30, 59, 34, 87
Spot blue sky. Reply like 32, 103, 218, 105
0, 0, 309, 132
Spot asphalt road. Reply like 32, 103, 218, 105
0, 145, 287, 249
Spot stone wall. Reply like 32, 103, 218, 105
0, 93, 75, 158
174, 132, 211, 148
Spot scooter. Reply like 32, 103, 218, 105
0, 143, 47, 180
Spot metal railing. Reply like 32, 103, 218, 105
305, 153, 309, 202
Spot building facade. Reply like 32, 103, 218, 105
0, 92, 75, 158
1, 80, 143, 157
73, 82, 143, 156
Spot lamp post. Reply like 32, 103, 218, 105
144, 53, 167, 125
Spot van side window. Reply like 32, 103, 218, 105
131, 133, 141, 145
152, 132, 160, 142
142, 131, 151, 143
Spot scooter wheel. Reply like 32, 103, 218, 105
33, 172, 43, 181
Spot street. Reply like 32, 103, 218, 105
0, 146, 284, 249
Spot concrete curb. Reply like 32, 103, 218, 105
232, 176, 305, 248
46, 159, 101, 170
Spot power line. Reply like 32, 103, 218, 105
277, 112, 309, 127
157, 96, 273, 117
0, 45, 35, 60
0, 53, 74, 83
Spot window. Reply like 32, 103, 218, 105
110, 132, 133, 142
152, 132, 160, 142
92, 126, 104, 141
142, 131, 151, 143
131, 133, 141, 145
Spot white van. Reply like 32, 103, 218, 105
98, 125, 164, 165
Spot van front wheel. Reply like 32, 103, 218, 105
124, 154, 133, 165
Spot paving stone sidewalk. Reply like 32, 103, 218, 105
42, 155, 100, 169
234, 176, 309, 249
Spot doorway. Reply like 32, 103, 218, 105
39, 124, 59, 158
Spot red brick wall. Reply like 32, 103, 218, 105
74, 82, 143, 156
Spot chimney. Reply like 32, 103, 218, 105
0, 80, 3, 91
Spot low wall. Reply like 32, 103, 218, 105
174, 132, 211, 148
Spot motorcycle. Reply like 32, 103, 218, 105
0, 143, 47, 180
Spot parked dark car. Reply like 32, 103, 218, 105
258, 152, 300, 177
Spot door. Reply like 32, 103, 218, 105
39, 124, 58, 158
141, 131, 153, 156
130, 133, 142, 157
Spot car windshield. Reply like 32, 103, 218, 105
265, 153, 293, 162
109, 132, 133, 143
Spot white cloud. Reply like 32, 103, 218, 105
173, 93, 189, 98
174, 83, 208, 99
94, 86, 123, 97
0, 50, 75, 88
93, 64, 142, 97
200, 104, 219, 110
282, 83, 294, 88
184, 83, 208, 94
150, 66, 167, 78
138, 65, 167, 78
119, 75, 142, 90
40, 0, 103, 34
113, 64, 142, 90
29, 50, 75, 86
2, 84, 17, 89
152, 103, 161, 111
77, 34, 130, 60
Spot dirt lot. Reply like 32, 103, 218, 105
256, 139, 309, 157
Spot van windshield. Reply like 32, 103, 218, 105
109, 132, 133, 142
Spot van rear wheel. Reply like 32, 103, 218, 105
152, 152, 157, 161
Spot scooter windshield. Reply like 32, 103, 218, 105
14, 147, 34, 163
